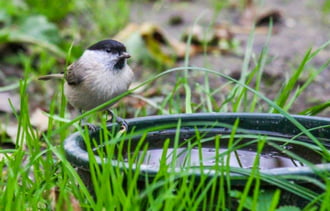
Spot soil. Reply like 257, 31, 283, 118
0, 0, 329, 137
130, 0, 330, 116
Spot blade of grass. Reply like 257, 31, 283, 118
299, 100, 330, 116
237, 138, 265, 211
48, 59, 330, 159
283, 59, 330, 112
43, 135, 95, 207
231, 25, 256, 112
182, 12, 206, 113
272, 40, 330, 112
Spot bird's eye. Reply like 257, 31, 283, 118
105, 48, 112, 53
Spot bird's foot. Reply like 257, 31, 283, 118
117, 117, 128, 133
78, 109, 98, 132
106, 110, 128, 132
81, 123, 98, 132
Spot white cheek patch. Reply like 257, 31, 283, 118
65, 49, 134, 110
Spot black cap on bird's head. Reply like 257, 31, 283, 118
88, 39, 130, 70
88, 39, 127, 55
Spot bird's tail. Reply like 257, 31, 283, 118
38, 73, 64, 81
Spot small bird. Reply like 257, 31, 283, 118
39, 39, 134, 130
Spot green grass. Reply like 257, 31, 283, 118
2, 43, 330, 210
1, 1, 330, 210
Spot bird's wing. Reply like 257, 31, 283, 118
65, 63, 84, 85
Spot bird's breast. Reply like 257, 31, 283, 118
64, 66, 133, 111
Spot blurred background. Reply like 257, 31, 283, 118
0, 0, 330, 144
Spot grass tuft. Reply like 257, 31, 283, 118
0, 2, 330, 209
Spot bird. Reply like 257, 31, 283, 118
39, 39, 134, 131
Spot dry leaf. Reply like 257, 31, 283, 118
49, 187, 81, 211
237, 0, 283, 34
115, 22, 237, 62
140, 23, 176, 66
0, 92, 20, 113
181, 24, 235, 53
30, 108, 49, 132
115, 22, 202, 63
239, 0, 256, 26
0, 123, 19, 146
115, 23, 176, 66
167, 38, 198, 58
121, 95, 146, 109
255, 9, 282, 27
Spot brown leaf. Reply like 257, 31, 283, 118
121, 96, 147, 109
239, 0, 256, 26
30, 108, 49, 132
238, 1, 283, 35
49, 187, 81, 211
181, 24, 235, 54
168, 38, 198, 58
115, 23, 176, 66
115, 22, 236, 62
255, 9, 283, 27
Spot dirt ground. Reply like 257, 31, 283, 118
130, 0, 330, 116
0, 0, 329, 148
0, 0, 329, 131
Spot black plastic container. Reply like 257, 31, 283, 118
64, 113, 330, 207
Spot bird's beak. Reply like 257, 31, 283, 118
119, 52, 131, 59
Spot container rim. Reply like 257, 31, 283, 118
64, 112, 330, 184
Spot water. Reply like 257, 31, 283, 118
135, 148, 304, 170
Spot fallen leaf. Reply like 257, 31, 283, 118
255, 9, 283, 27
140, 23, 176, 66
121, 95, 147, 109
115, 23, 176, 66
181, 24, 235, 53
239, 0, 256, 26
0, 92, 20, 113
49, 187, 81, 211
0, 123, 18, 146
30, 108, 49, 132
237, 0, 283, 34
167, 37, 198, 58
115, 22, 237, 63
